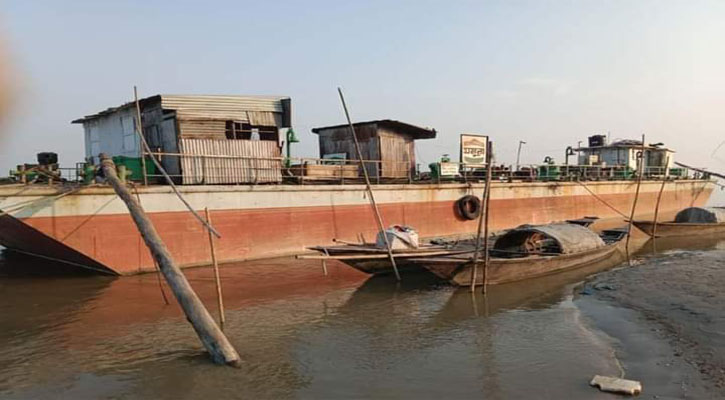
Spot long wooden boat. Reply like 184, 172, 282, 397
299, 240, 482, 275
632, 206, 725, 238
414, 224, 627, 286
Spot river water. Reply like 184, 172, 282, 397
0, 236, 720, 399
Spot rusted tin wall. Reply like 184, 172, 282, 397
378, 128, 414, 178
318, 124, 380, 177
179, 138, 282, 184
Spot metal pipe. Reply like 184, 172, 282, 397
515, 140, 526, 171
337, 88, 401, 281
134, 87, 148, 186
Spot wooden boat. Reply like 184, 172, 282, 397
632, 206, 725, 238
298, 240, 481, 275
413, 223, 627, 286
299, 218, 603, 276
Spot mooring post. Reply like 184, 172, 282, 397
100, 154, 240, 367
205, 208, 226, 330
625, 135, 646, 266
470, 141, 493, 292
481, 147, 493, 294
651, 156, 670, 238
338, 88, 401, 281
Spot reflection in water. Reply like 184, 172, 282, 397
0, 241, 672, 399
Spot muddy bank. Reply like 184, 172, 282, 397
578, 241, 725, 398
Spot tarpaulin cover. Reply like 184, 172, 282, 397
674, 207, 725, 223
376, 225, 420, 250
494, 222, 605, 254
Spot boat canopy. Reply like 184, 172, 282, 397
493, 223, 605, 255
674, 207, 725, 223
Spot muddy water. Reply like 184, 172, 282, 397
0, 237, 718, 399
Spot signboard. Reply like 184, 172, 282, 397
439, 162, 459, 176
460, 134, 489, 166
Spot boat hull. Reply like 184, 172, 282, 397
423, 244, 623, 286
632, 220, 725, 238
0, 179, 713, 275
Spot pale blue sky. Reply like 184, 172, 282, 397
1, 0, 724, 202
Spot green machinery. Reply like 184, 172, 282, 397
284, 128, 299, 168
111, 156, 156, 182
537, 157, 560, 181
429, 154, 452, 179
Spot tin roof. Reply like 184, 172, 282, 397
311, 119, 437, 139
72, 94, 289, 123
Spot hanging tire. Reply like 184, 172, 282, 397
457, 195, 481, 220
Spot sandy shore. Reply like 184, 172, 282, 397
577, 241, 725, 398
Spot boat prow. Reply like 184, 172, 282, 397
632, 206, 725, 238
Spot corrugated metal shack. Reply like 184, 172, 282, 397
311, 120, 436, 178
73, 94, 291, 184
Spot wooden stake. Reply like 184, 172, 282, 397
626, 135, 646, 266
205, 208, 225, 330
133, 87, 148, 186
338, 88, 401, 281
481, 154, 493, 295
132, 86, 221, 239
100, 154, 240, 367
651, 157, 669, 238
132, 183, 169, 305
470, 141, 493, 292
321, 247, 329, 276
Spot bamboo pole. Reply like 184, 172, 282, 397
132, 87, 221, 239
625, 135, 646, 266
133, 87, 148, 186
470, 140, 493, 292
481, 150, 493, 295
132, 183, 169, 305
205, 208, 225, 330
100, 154, 240, 367
337, 88, 401, 281
651, 157, 670, 238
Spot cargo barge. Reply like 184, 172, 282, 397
0, 94, 715, 275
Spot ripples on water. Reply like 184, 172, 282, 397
0, 236, 723, 399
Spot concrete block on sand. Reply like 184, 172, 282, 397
590, 375, 642, 395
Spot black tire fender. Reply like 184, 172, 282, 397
457, 195, 481, 220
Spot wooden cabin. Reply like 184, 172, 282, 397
311, 120, 436, 179
73, 94, 291, 184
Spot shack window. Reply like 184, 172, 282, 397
225, 121, 278, 141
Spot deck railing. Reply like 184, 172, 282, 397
5, 152, 706, 186
135, 151, 700, 186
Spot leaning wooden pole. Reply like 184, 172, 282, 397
205, 208, 226, 330
625, 135, 646, 266
337, 88, 401, 281
100, 154, 240, 367
480, 146, 493, 295
651, 157, 670, 238
133, 87, 148, 186
470, 141, 493, 292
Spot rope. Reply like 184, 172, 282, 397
0, 186, 85, 217
7, 248, 118, 275
574, 179, 628, 218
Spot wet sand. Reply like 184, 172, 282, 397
577, 236, 725, 398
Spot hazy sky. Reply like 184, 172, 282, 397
1, 0, 724, 200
